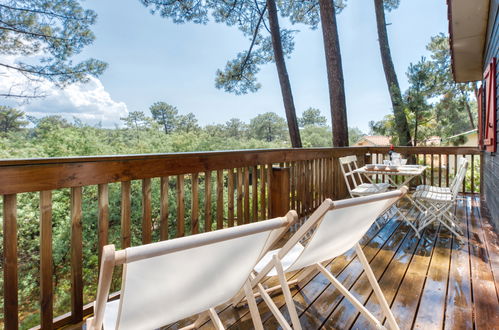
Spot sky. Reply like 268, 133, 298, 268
3, 0, 449, 132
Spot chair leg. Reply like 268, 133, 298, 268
243, 278, 264, 330
315, 263, 384, 329
257, 283, 293, 330
355, 244, 400, 330
274, 255, 302, 330
208, 308, 225, 330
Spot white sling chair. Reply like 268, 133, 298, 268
339, 155, 390, 197
415, 156, 467, 194
86, 212, 297, 330
413, 158, 468, 238
239, 188, 407, 330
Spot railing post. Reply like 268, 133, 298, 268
270, 167, 290, 217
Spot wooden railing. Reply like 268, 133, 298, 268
0, 146, 481, 329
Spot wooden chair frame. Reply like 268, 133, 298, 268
237, 189, 407, 330
86, 212, 297, 330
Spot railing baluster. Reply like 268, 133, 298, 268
236, 168, 243, 225
446, 154, 450, 187
252, 166, 258, 222
3, 194, 18, 330
471, 154, 475, 194
98, 184, 109, 268
204, 171, 212, 232
267, 164, 272, 216
40, 190, 53, 329
439, 154, 442, 187
70, 187, 83, 322
191, 173, 199, 234
216, 170, 224, 229
260, 165, 266, 220
227, 169, 234, 226
244, 167, 250, 223
431, 154, 435, 186
423, 153, 427, 185
160, 176, 169, 240
176, 175, 185, 237
142, 178, 152, 244
121, 181, 131, 248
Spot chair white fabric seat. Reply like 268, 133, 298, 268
413, 189, 453, 203
254, 242, 305, 276
351, 183, 390, 196
415, 185, 451, 194
102, 300, 120, 330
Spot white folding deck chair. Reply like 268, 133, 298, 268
86, 212, 297, 330
413, 158, 468, 238
239, 188, 407, 330
415, 156, 467, 194
339, 155, 390, 197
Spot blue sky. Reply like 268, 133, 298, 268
7, 0, 449, 132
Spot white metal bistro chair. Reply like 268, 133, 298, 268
86, 212, 297, 330
415, 156, 467, 194
238, 188, 407, 330
412, 158, 468, 238
339, 155, 390, 197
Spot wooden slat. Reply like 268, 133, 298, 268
446, 154, 450, 187
204, 171, 212, 232
160, 176, 169, 240
121, 181, 131, 248
237, 168, 243, 225
191, 173, 199, 234
70, 186, 83, 322
97, 184, 109, 268
468, 197, 499, 329
260, 165, 266, 220
438, 154, 442, 187
40, 190, 53, 329
176, 175, 185, 237
141, 178, 152, 244
216, 170, 224, 229
227, 169, 235, 226
3, 194, 18, 330
266, 164, 272, 217
290, 162, 296, 211
431, 154, 435, 186
471, 154, 475, 193
252, 166, 258, 222
244, 167, 250, 224
423, 153, 427, 185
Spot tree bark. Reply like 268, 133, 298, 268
373, 0, 412, 146
266, 0, 302, 148
318, 0, 349, 147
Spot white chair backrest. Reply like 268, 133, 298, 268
451, 157, 468, 196
449, 157, 468, 191
113, 216, 293, 330
339, 155, 365, 196
286, 191, 401, 272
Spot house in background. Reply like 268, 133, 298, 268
442, 129, 478, 146
353, 135, 391, 146
448, 0, 499, 228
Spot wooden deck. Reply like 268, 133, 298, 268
166, 195, 499, 330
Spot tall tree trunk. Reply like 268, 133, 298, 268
318, 0, 349, 147
266, 0, 302, 148
373, 0, 412, 146
460, 89, 475, 129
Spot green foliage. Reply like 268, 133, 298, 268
301, 125, 331, 147
348, 127, 365, 145
0, 106, 28, 133
149, 101, 178, 134
248, 112, 288, 142
369, 34, 477, 146
299, 107, 327, 127
0, 0, 107, 97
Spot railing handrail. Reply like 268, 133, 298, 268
0, 146, 480, 195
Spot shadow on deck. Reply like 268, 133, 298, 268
165, 195, 499, 330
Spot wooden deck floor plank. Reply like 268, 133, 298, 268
381, 221, 442, 329
443, 198, 473, 330
351, 224, 439, 330
217, 219, 397, 329
322, 222, 413, 329
475, 196, 499, 300
468, 196, 499, 329
412, 223, 453, 328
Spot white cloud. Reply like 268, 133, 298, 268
0, 56, 128, 127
